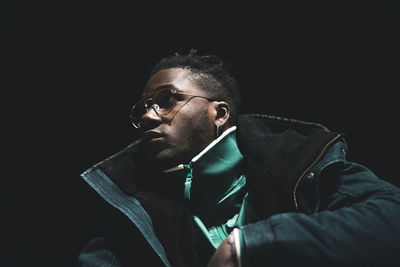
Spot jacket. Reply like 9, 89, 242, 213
77, 114, 400, 267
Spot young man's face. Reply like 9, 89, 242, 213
139, 68, 218, 170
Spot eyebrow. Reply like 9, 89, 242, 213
142, 84, 182, 98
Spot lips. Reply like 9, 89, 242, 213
142, 130, 164, 143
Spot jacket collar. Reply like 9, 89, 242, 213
89, 114, 340, 217
236, 114, 340, 219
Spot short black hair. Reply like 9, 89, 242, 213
148, 49, 242, 125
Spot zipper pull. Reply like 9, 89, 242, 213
183, 163, 193, 200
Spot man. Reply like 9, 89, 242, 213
77, 50, 400, 267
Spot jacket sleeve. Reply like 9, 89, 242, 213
240, 161, 400, 267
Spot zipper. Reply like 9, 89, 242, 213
183, 162, 193, 200
293, 134, 342, 210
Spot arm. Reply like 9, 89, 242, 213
240, 162, 400, 267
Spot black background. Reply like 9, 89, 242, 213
3, 3, 399, 266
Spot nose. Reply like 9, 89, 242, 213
140, 105, 162, 129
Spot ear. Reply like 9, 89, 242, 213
213, 101, 230, 129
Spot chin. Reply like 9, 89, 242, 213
144, 148, 177, 170
142, 139, 195, 170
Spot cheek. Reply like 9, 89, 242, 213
170, 108, 214, 151
145, 107, 215, 169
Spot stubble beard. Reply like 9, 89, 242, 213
145, 109, 214, 170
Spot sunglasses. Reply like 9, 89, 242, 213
130, 86, 218, 129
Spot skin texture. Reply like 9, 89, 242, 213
139, 68, 235, 266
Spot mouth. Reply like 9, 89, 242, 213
142, 130, 164, 143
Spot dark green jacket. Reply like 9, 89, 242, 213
77, 114, 400, 267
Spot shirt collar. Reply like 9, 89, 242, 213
163, 126, 238, 173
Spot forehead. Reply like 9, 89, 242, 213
143, 68, 203, 96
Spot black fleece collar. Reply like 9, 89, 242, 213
236, 114, 339, 219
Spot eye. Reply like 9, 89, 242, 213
143, 98, 153, 110
154, 89, 175, 109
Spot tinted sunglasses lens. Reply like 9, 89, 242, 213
130, 88, 176, 128
153, 89, 176, 115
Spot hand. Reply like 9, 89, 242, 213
207, 236, 237, 267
